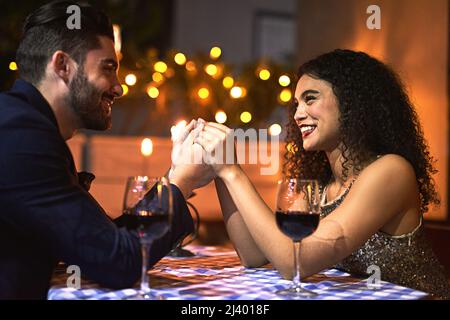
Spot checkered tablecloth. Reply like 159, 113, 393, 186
48, 245, 428, 300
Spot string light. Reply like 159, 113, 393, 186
198, 87, 210, 99
278, 75, 291, 87
210, 46, 222, 59
215, 111, 227, 124
152, 72, 164, 83
154, 61, 168, 73
125, 74, 137, 86
185, 61, 197, 73
165, 68, 175, 78
121, 84, 129, 96
230, 86, 243, 99
240, 111, 252, 123
269, 124, 282, 136
279, 89, 292, 103
205, 64, 218, 77
9, 62, 18, 71
147, 86, 159, 98
174, 53, 187, 65
258, 69, 270, 80
222, 76, 234, 89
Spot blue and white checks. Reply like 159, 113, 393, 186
48, 245, 428, 300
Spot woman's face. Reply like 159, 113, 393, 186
294, 74, 341, 152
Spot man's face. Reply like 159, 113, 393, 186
67, 36, 122, 130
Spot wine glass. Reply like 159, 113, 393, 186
275, 178, 321, 298
123, 176, 173, 300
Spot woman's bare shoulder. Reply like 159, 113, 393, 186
360, 154, 416, 184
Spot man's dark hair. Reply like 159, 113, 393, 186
16, 1, 114, 85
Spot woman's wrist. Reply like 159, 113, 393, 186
217, 164, 242, 182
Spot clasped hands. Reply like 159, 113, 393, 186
168, 118, 237, 199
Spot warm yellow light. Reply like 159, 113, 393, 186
152, 72, 164, 83
240, 111, 252, 123
121, 84, 129, 96
210, 46, 222, 59
230, 86, 243, 98
165, 68, 175, 78
185, 61, 196, 72
205, 64, 218, 76
279, 88, 292, 103
174, 53, 187, 65
125, 74, 137, 86
113, 24, 122, 55
215, 111, 227, 124
269, 124, 282, 136
147, 86, 159, 98
9, 62, 18, 71
198, 87, 210, 99
141, 138, 153, 157
222, 76, 234, 89
258, 69, 271, 80
154, 61, 168, 73
278, 75, 291, 87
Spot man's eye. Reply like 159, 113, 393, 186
305, 96, 316, 104
104, 65, 116, 72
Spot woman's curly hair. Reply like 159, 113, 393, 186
283, 49, 439, 213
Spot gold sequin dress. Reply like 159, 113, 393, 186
320, 184, 450, 300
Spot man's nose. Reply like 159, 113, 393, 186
112, 82, 123, 98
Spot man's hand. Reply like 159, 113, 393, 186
169, 119, 216, 199
194, 121, 239, 178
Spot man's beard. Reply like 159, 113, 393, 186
66, 69, 112, 131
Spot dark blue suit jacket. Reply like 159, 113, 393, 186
0, 80, 194, 299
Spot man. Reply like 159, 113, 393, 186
0, 1, 214, 299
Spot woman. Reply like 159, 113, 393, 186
194, 49, 450, 299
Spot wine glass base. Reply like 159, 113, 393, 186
276, 286, 317, 299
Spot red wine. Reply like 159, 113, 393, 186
124, 209, 170, 240
275, 211, 320, 242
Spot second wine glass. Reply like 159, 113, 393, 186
275, 178, 321, 298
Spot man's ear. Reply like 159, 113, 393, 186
50, 51, 77, 84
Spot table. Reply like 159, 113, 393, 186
48, 245, 428, 300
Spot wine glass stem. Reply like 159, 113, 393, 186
140, 241, 151, 294
293, 241, 302, 291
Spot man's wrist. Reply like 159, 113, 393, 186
169, 175, 193, 199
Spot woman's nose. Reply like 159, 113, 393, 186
294, 104, 307, 122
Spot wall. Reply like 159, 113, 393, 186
297, 0, 448, 221
172, 0, 297, 64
